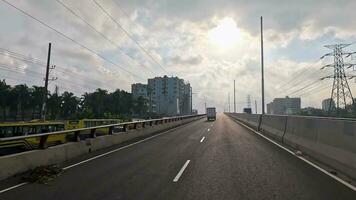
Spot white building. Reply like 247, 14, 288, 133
132, 76, 192, 116
267, 96, 301, 115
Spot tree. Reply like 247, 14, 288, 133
0, 80, 11, 120
133, 96, 148, 117
61, 91, 79, 119
11, 84, 31, 120
29, 86, 45, 119
47, 86, 62, 120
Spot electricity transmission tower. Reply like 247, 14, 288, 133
246, 95, 251, 108
321, 43, 356, 112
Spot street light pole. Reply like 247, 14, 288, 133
260, 16, 265, 114
233, 80, 236, 113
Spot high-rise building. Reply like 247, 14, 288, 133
131, 83, 148, 100
267, 96, 301, 115
131, 76, 192, 116
322, 98, 336, 112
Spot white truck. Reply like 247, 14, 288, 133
206, 107, 216, 121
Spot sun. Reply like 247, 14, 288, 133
208, 18, 241, 48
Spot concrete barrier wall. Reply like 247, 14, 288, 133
283, 116, 356, 180
0, 116, 203, 181
228, 113, 261, 130
259, 115, 287, 142
226, 113, 356, 180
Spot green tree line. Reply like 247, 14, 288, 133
0, 80, 149, 121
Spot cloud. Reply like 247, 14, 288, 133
170, 54, 203, 65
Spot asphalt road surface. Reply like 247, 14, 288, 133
1, 113, 355, 199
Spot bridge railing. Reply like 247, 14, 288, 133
0, 114, 205, 149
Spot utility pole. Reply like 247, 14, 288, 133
228, 92, 231, 112
255, 100, 257, 114
233, 80, 236, 113
41, 43, 51, 121
190, 86, 193, 114
204, 96, 207, 114
260, 16, 265, 114
321, 43, 356, 112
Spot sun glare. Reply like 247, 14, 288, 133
208, 18, 241, 48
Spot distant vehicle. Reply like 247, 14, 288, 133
65, 119, 123, 135
243, 108, 252, 114
0, 121, 65, 150
65, 119, 123, 130
206, 107, 216, 121
0, 119, 123, 152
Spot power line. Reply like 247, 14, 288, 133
0, 63, 100, 93
55, 0, 157, 77
1, 0, 145, 81
276, 66, 319, 91
284, 79, 321, 97
0, 48, 116, 89
92, 0, 169, 75
298, 82, 332, 97
279, 69, 329, 96
291, 80, 326, 97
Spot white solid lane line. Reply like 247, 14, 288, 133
0, 182, 28, 194
200, 137, 205, 143
234, 119, 356, 192
173, 160, 191, 182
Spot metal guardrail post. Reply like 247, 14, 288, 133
133, 123, 137, 129
90, 129, 96, 138
74, 130, 81, 142
150, 121, 153, 126
123, 124, 127, 132
39, 135, 49, 149
142, 122, 146, 128
108, 126, 113, 135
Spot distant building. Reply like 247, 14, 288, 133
192, 109, 198, 115
131, 76, 192, 116
267, 96, 301, 115
131, 83, 148, 100
322, 98, 335, 112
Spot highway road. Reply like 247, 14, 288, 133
0, 113, 355, 199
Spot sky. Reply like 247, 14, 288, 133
0, 0, 356, 114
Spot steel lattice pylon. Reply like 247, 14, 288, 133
321, 43, 356, 112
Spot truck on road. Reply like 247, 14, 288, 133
206, 107, 216, 121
